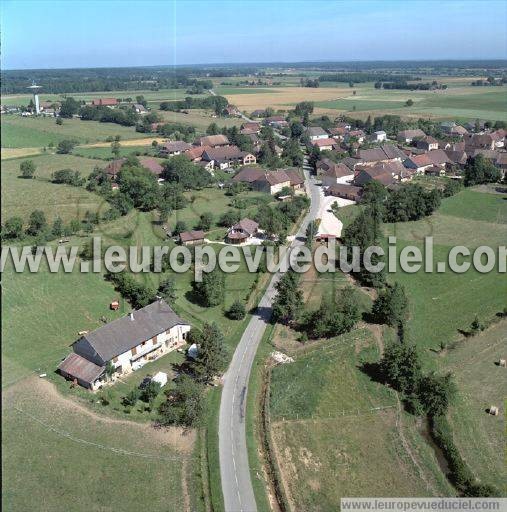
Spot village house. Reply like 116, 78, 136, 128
253, 171, 291, 195
370, 130, 387, 143
282, 168, 305, 191
57, 300, 190, 390
306, 126, 329, 141
224, 105, 240, 117
250, 109, 266, 118
105, 157, 164, 180
444, 149, 468, 167
179, 230, 205, 246
416, 136, 439, 151
233, 167, 302, 195
91, 98, 118, 107
194, 134, 230, 147
321, 162, 354, 187
264, 116, 288, 129
354, 161, 406, 187
356, 144, 407, 165
328, 126, 349, 141
397, 129, 426, 143
158, 140, 193, 157
326, 184, 363, 202
344, 129, 366, 144
201, 146, 256, 170
184, 145, 211, 162
133, 103, 148, 114
403, 153, 433, 174
226, 218, 259, 244
311, 138, 337, 151
241, 122, 261, 133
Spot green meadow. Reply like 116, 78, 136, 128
1, 153, 106, 223
313, 85, 507, 121
1, 115, 146, 148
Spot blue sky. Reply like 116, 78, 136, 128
1, 0, 506, 69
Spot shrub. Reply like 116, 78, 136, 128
227, 300, 246, 320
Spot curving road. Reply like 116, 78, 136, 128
219, 152, 320, 512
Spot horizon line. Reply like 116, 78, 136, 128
3, 57, 507, 73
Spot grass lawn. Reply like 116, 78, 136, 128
1, 116, 145, 148
441, 320, 507, 492
1, 153, 106, 223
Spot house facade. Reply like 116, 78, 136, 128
58, 300, 190, 390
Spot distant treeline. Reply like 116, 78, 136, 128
378, 81, 447, 90
1, 67, 214, 94
159, 95, 228, 114
318, 73, 419, 83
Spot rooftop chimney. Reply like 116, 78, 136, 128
129, 312, 134, 321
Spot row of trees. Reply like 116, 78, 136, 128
160, 95, 228, 115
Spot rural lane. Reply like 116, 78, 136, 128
219, 151, 320, 512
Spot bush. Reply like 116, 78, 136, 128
227, 300, 246, 320
56, 139, 77, 154
122, 388, 140, 406
20, 160, 36, 179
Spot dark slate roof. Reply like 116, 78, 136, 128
58, 352, 104, 383
75, 300, 187, 363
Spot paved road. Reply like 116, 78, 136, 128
219, 152, 319, 512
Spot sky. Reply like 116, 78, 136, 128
1, 0, 506, 70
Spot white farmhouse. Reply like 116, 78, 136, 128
58, 299, 190, 390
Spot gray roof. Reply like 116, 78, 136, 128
307, 126, 328, 137
74, 300, 187, 363
58, 352, 104, 384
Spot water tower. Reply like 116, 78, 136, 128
27, 81, 42, 114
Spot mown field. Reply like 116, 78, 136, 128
442, 320, 507, 493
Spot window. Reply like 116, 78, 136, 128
152, 336, 157, 344
113, 357, 118, 363
131, 346, 137, 356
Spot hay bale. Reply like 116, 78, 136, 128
489, 406, 499, 416
499, 359, 506, 367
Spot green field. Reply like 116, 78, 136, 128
313, 85, 507, 121
1, 116, 146, 148
214, 87, 275, 95
1, 153, 106, 223
156, 108, 243, 131
269, 330, 453, 509
442, 320, 507, 492
383, 189, 507, 355
1, 88, 207, 107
